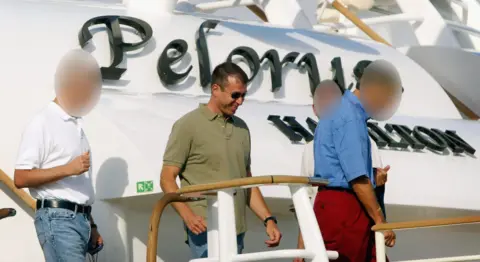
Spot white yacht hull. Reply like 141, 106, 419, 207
0, 1, 479, 261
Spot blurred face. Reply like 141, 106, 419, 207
312, 83, 342, 118
360, 83, 402, 121
54, 50, 102, 117
56, 71, 101, 117
211, 75, 247, 116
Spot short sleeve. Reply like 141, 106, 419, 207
370, 138, 383, 168
333, 120, 368, 182
15, 118, 46, 170
162, 119, 192, 168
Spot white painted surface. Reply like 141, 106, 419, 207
0, 0, 479, 261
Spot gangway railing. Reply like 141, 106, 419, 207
191, 0, 392, 46
146, 175, 337, 262
373, 216, 480, 262
0, 169, 35, 210
1, 168, 479, 261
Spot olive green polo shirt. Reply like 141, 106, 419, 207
163, 104, 251, 234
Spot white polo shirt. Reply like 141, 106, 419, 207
300, 137, 383, 205
15, 101, 94, 205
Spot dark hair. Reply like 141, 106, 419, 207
353, 60, 372, 90
211, 62, 249, 90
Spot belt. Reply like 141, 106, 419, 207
319, 186, 355, 194
36, 199, 91, 215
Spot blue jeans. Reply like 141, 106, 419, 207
186, 227, 245, 258
34, 208, 91, 262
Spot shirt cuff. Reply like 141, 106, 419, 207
14, 163, 37, 170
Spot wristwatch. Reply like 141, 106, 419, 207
263, 216, 277, 227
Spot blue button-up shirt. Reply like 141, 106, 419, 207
313, 91, 374, 189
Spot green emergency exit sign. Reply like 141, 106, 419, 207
136, 180, 154, 193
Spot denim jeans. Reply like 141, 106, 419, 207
34, 208, 91, 262
185, 226, 245, 259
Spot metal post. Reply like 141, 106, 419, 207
375, 231, 387, 262
290, 185, 330, 262
217, 189, 237, 262
207, 196, 219, 258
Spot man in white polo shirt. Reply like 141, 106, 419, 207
293, 80, 389, 261
14, 49, 103, 262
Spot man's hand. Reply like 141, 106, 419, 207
183, 213, 207, 235
66, 152, 90, 176
376, 165, 390, 186
91, 227, 104, 247
265, 220, 282, 247
383, 230, 396, 247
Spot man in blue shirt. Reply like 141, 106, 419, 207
313, 59, 402, 261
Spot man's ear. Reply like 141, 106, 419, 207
211, 84, 221, 93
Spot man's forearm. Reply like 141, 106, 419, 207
14, 165, 70, 188
248, 187, 272, 221
351, 177, 385, 224
160, 177, 194, 219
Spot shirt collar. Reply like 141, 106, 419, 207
345, 91, 370, 121
50, 101, 81, 122
199, 104, 233, 122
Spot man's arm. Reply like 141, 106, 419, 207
246, 171, 272, 220
351, 177, 385, 224
14, 118, 85, 188
160, 119, 207, 234
160, 165, 195, 219
15, 166, 71, 188
333, 120, 384, 224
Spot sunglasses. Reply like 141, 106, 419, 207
230, 91, 247, 100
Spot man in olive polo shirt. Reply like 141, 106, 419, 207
160, 62, 282, 259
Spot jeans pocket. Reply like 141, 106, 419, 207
48, 208, 77, 220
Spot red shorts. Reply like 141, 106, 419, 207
313, 188, 388, 262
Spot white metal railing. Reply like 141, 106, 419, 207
193, 185, 338, 262
446, 20, 480, 39
314, 13, 424, 31
195, 0, 256, 12
374, 217, 480, 262
447, 0, 468, 24
147, 174, 480, 262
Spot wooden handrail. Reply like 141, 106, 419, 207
0, 169, 35, 210
177, 176, 327, 194
247, 5, 268, 22
146, 193, 205, 262
146, 175, 328, 262
245, 1, 390, 47
330, 0, 392, 46
372, 216, 480, 231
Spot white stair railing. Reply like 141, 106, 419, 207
146, 175, 337, 262
373, 216, 480, 262
194, 185, 338, 262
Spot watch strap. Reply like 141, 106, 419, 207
263, 216, 277, 227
